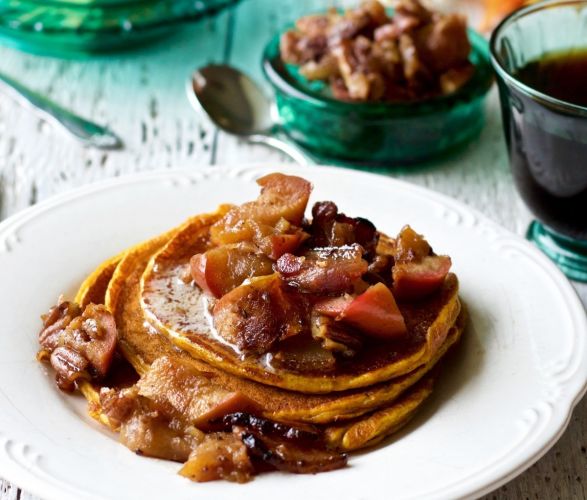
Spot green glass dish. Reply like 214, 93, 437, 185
262, 28, 494, 166
0, 0, 241, 56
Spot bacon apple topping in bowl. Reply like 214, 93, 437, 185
280, 0, 474, 102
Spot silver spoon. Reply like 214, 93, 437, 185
0, 70, 123, 150
186, 64, 310, 166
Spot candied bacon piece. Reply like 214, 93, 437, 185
413, 13, 471, 74
332, 38, 385, 101
240, 430, 347, 475
365, 253, 393, 285
190, 243, 273, 298
399, 33, 430, 87
310, 201, 339, 247
276, 244, 368, 295
220, 412, 321, 445
339, 283, 407, 340
213, 275, 308, 355
280, 0, 473, 102
300, 54, 340, 81
180, 432, 254, 483
310, 201, 378, 257
393, 0, 432, 33
210, 173, 312, 246
296, 12, 333, 37
335, 214, 378, 258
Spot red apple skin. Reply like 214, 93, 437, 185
190, 253, 213, 295
190, 246, 273, 299
339, 283, 407, 340
392, 255, 451, 300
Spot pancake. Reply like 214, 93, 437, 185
38, 172, 468, 481
141, 212, 462, 393
100, 222, 464, 425
75, 253, 123, 308
72, 251, 441, 451
71, 239, 444, 451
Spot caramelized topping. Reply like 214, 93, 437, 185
220, 412, 321, 444
36, 171, 457, 485
210, 173, 312, 246
392, 225, 452, 300
311, 312, 363, 357
310, 201, 378, 258
280, 0, 473, 102
271, 336, 337, 372
180, 433, 254, 483
338, 283, 407, 340
190, 242, 273, 298
276, 244, 368, 295
395, 225, 432, 262
213, 275, 309, 354
240, 430, 347, 475
136, 357, 260, 430
192, 176, 451, 358
37, 301, 117, 391
119, 406, 199, 462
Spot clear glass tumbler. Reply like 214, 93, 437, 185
490, 0, 587, 282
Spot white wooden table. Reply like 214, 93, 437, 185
0, 0, 585, 498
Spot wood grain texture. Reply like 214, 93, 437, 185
0, 0, 585, 498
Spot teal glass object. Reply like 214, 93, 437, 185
262, 28, 493, 166
0, 0, 241, 56
490, 0, 587, 282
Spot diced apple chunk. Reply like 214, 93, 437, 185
190, 243, 273, 298
392, 255, 451, 300
339, 283, 407, 340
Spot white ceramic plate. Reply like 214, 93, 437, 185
1, 165, 585, 500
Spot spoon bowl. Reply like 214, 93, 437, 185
186, 64, 310, 165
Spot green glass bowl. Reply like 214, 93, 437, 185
0, 0, 241, 56
262, 28, 494, 166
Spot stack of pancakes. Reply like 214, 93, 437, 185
75, 207, 465, 453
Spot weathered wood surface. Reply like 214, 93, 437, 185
0, 0, 585, 498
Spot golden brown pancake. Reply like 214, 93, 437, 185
140, 212, 462, 393
68, 217, 465, 453
100, 220, 464, 425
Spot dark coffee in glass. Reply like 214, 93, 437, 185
491, 0, 587, 281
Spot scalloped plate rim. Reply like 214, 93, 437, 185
0, 163, 585, 500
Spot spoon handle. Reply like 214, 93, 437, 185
249, 133, 312, 166
0, 70, 123, 150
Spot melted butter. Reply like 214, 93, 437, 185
142, 262, 242, 356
